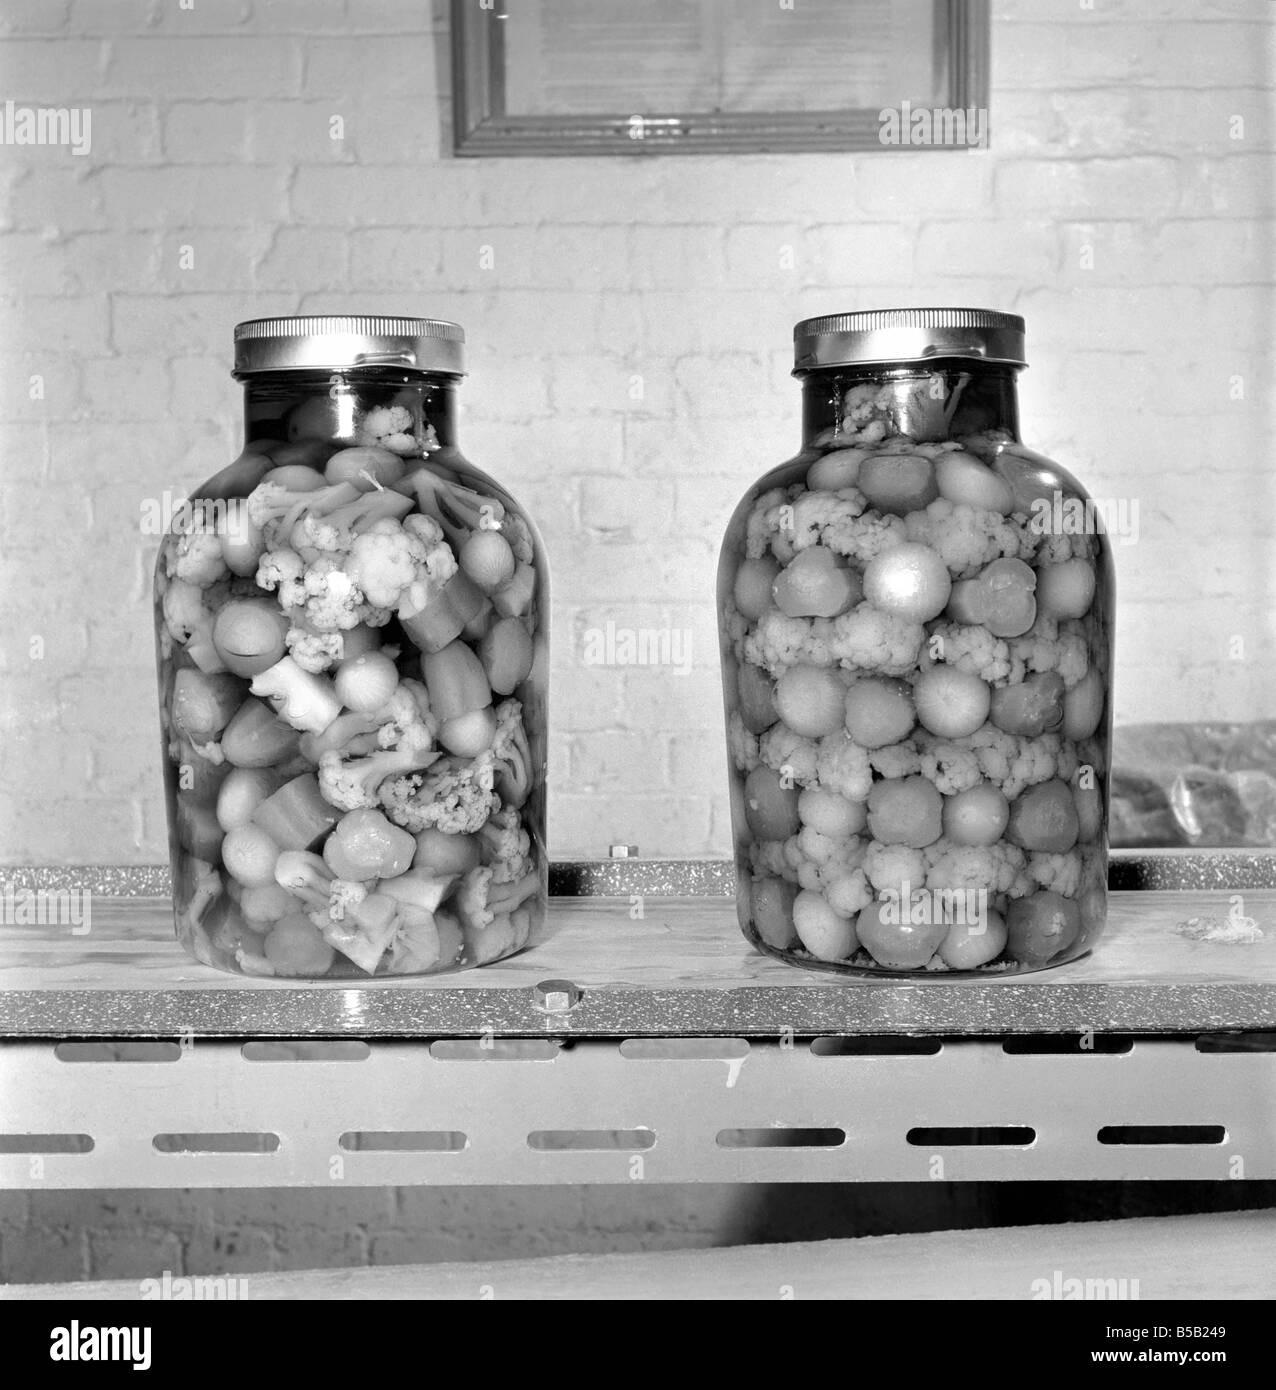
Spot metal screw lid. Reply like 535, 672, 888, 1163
793, 307, 1026, 373
233, 315, 465, 377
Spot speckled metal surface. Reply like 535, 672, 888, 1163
5, 852, 1276, 897
0, 862, 735, 898
1, 865, 174, 897
1106, 853, 1276, 891
3, 981, 1276, 1038
4, 861, 1276, 1041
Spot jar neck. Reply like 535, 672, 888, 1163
799, 360, 1022, 446
239, 370, 461, 449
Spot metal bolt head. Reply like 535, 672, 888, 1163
533, 979, 582, 1012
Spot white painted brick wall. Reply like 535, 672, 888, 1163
0, 0, 1272, 872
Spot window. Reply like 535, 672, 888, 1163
452, 0, 991, 156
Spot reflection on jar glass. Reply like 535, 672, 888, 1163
154, 316, 548, 979
718, 309, 1114, 977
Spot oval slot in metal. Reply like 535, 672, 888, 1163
1097, 1126, 1225, 1146
153, 1133, 280, 1154
339, 1131, 468, 1152
907, 1126, 1036, 1147
716, 1128, 845, 1149
242, 1041, 372, 1062
528, 1130, 655, 1151
0, 1133, 94, 1154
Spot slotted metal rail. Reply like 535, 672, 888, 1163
2, 1034, 1274, 1188
2, 876, 1275, 1188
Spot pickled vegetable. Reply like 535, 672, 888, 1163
720, 327, 1110, 977
156, 360, 547, 979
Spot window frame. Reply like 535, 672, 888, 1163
451, 0, 991, 157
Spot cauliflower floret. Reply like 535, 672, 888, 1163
454, 865, 496, 933
964, 722, 1020, 787
299, 557, 376, 632
161, 576, 214, 645
797, 825, 868, 895
916, 733, 983, 795
869, 738, 923, 779
924, 838, 1032, 898
1032, 531, 1091, 564
380, 754, 500, 835
453, 863, 539, 936
290, 512, 354, 559
750, 838, 799, 883
346, 515, 458, 616
1028, 849, 1083, 898
285, 627, 345, 673
826, 868, 873, 918
795, 824, 855, 873
926, 621, 1021, 685
744, 486, 791, 560
344, 519, 425, 610
794, 824, 836, 865
759, 723, 819, 787
744, 603, 925, 677
1008, 617, 1089, 689
742, 609, 820, 675
490, 698, 532, 807
357, 404, 418, 456
327, 876, 370, 925
317, 735, 438, 812
255, 548, 307, 610
794, 858, 822, 892
1020, 614, 1059, 644
821, 510, 909, 565
863, 842, 927, 895
479, 806, 533, 884
956, 725, 1072, 801
839, 383, 895, 442
822, 856, 868, 897
1006, 512, 1044, 563
723, 598, 750, 658
785, 489, 866, 552
166, 525, 229, 587
728, 711, 761, 772
815, 732, 873, 801
375, 681, 438, 750
1003, 733, 1065, 800
401, 512, 459, 595
903, 498, 1026, 579
817, 603, 926, 677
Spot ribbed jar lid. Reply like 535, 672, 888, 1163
794, 308, 1026, 372
233, 315, 465, 376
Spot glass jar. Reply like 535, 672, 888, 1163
154, 316, 547, 978
718, 309, 1113, 976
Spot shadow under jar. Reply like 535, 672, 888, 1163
718, 309, 1114, 977
154, 316, 548, 978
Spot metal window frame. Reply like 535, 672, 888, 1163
451, 0, 991, 157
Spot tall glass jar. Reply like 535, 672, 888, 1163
154, 316, 547, 978
718, 309, 1113, 976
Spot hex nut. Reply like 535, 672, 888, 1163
533, 979, 582, 1012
